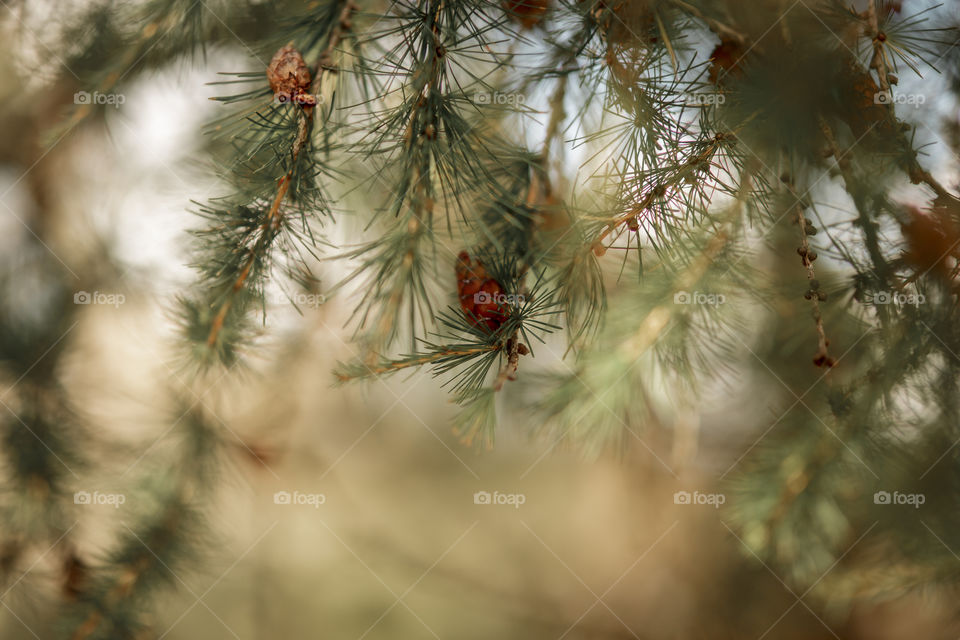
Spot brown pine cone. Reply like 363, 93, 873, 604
267, 44, 314, 106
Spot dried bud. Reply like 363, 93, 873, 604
813, 354, 836, 368
267, 44, 312, 104
627, 217, 639, 232
517, 343, 530, 356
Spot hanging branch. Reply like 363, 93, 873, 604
818, 116, 893, 287
784, 176, 835, 369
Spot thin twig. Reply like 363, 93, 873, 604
338, 345, 497, 382
592, 136, 724, 250
493, 333, 521, 391
668, 0, 745, 44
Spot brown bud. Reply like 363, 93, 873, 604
517, 343, 530, 356
813, 354, 836, 368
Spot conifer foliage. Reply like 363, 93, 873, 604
3, 0, 960, 636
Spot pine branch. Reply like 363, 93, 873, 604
184, 1, 356, 366
204, 1, 357, 352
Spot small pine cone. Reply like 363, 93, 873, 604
267, 44, 312, 103
503, 0, 548, 28
709, 37, 745, 86
456, 251, 510, 332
